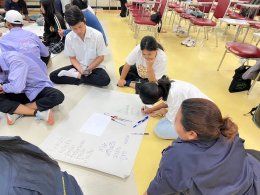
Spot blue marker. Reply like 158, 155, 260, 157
133, 116, 149, 128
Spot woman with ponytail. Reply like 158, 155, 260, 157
139, 75, 209, 139
145, 98, 260, 195
117, 36, 167, 92
0, 136, 83, 194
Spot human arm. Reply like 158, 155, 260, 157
117, 63, 131, 87
2, 58, 28, 94
146, 60, 156, 82
87, 55, 104, 71
69, 56, 84, 75
142, 102, 168, 117
143, 191, 148, 195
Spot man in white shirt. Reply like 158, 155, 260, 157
49, 6, 110, 87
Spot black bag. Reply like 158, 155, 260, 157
229, 65, 251, 93
150, 12, 162, 32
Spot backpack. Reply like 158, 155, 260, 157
245, 104, 260, 129
229, 65, 251, 93
150, 12, 162, 32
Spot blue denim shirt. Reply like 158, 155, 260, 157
147, 135, 260, 195
0, 136, 83, 195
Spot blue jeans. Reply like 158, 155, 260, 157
154, 118, 178, 140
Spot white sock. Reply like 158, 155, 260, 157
58, 68, 79, 78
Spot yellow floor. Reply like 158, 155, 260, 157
96, 10, 260, 194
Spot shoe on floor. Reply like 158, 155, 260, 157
181, 37, 192, 45
6, 113, 23, 125
35, 109, 54, 125
186, 39, 196, 47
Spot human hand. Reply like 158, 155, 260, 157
83, 68, 92, 76
58, 29, 64, 39
117, 79, 126, 87
0, 32, 2, 37
141, 106, 153, 114
25, 15, 34, 23
150, 108, 167, 117
0, 84, 4, 94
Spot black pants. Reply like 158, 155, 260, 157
119, 64, 143, 81
119, 65, 148, 94
119, 0, 127, 16
0, 87, 64, 114
41, 53, 51, 65
49, 65, 111, 87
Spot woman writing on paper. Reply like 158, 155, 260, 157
0, 136, 84, 194
138, 75, 209, 139
117, 36, 167, 93
144, 98, 260, 194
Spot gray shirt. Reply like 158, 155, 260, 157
147, 135, 260, 195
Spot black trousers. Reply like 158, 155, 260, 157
119, 0, 127, 16
41, 53, 51, 65
119, 65, 148, 94
0, 87, 64, 114
119, 64, 143, 81
49, 65, 111, 87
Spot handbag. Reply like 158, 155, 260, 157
229, 65, 251, 93
150, 12, 162, 32
48, 15, 64, 54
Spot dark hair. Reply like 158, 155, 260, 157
71, 0, 88, 10
10, 23, 23, 27
140, 36, 164, 51
40, 0, 56, 25
0, 138, 58, 166
65, 5, 85, 26
139, 75, 171, 104
180, 98, 238, 141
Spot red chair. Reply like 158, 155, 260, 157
217, 42, 260, 94
186, 0, 231, 46
177, 0, 214, 31
133, 0, 167, 39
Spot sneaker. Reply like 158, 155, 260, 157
181, 37, 192, 45
35, 109, 54, 125
6, 113, 23, 125
186, 39, 196, 47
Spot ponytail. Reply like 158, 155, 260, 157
180, 98, 238, 141
157, 75, 171, 101
220, 117, 238, 141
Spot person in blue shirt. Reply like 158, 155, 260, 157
145, 98, 260, 195
0, 10, 50, 65
0, 136, 83, 195
58, 0, 108, 46
0, 51, 64, 125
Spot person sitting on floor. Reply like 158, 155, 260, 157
144, 98, 260, 195
49, 6, 110, 87
3, 0, 31, 21
0, 136, 84, 194
117, 36, 167, 93
0, 10, 50, 65
0, 50, 64, 125
40, 0, 67, 54
139, 75, 209, 139
58, 0, 108, 46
